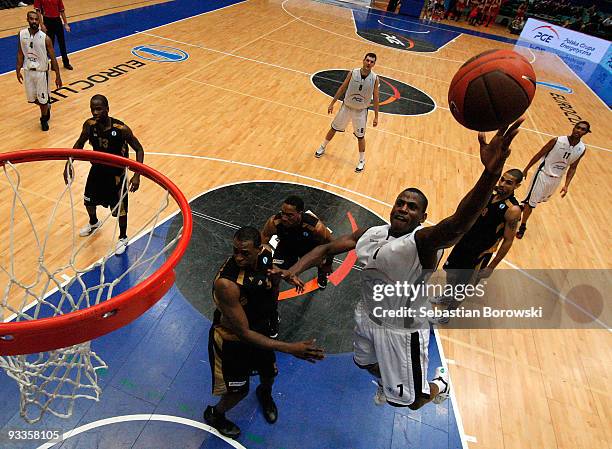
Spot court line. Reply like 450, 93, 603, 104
4, 5, 610, 155
436, 32, 463, 51
143, 150, 611, 331
349, 10, 466, 59
142, 31, 447, 113
183, 76, 612, 161
353, 7, 464, 35
139, 31, 314, 76
262, 37, 452, 84
278, 12, 610, 153
438, 333, 611, 397
35, 414, 248, 449
109, 27, 612, 154
377, 19, 431, 33
142, 29, 439, 115
433, 334, 470, 449
281, 0, 464, 63
184, 77, 476, 158
526, 47, 537, 63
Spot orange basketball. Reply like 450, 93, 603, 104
448, 49, 537, 131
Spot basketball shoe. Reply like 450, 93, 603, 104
373, 381, 386, 406
432, 366, 450, 404
79, 221, 100, 237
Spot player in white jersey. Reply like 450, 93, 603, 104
278, 119, 524, 408
16, 11, 62, 131
517, 121, 590, 239
314, 53, 380, 173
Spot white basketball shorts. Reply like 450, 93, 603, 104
353, 308, 430, 406
24, 70, 50, 104
331, 104, 368, 138
523, 170, 562, 208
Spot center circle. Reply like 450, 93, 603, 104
311, 70, 436, 116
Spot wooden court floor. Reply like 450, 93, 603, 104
1, 0, 610, 448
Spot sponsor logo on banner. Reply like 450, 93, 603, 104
519, 19, 610, 64
532, 25, 559, 43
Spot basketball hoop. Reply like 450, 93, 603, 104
0, 149, 192, 423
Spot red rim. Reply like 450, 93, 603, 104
0, 149, 193, 355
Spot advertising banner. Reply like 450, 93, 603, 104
519, 18, 611, 64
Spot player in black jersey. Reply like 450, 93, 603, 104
431, 169, 523, 322
261, 195, 332, 337
64, 95, 144, 255
261, 196, 333, 287
204, 226, 323, 439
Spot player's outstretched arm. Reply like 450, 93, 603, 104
478, 205, 521, 279
523, 138, 555, 179
290, 228, 364, 275
214, 278, 324, 362
270, 229, 365, 291
415, 118, 523, 257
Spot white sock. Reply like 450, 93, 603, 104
359, 152, 365, 163
431, 378, 447, 394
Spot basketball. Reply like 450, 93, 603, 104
448, 49, 536, 131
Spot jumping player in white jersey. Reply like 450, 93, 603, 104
16, 10, 62, 131
517, 121, 590, 239
277, 118, 524, 408
314, 53, 380, 173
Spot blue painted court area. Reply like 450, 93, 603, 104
0, 0, 243, 75
352, 9, 459, 52
0, 211, 462, 448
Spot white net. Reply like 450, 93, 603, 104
0, 155, 185, 424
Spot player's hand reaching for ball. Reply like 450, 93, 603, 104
287, 339, 324, 363
129, 174, 140, 192
477, 117, 524, 175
